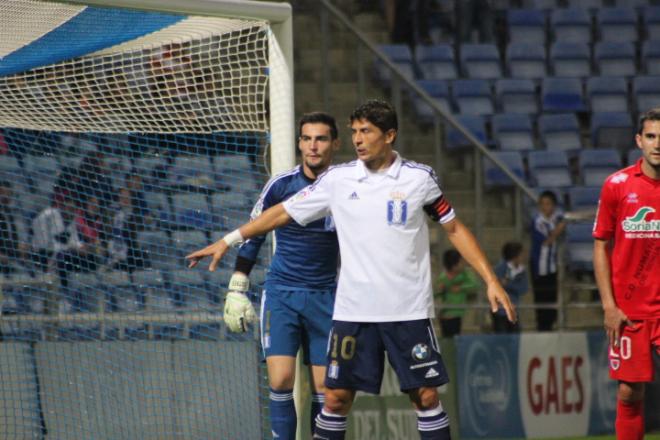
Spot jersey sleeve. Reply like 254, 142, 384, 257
283, 172, 332, 227
236, 177, 281, 266
593, 179, 617, 240
422, 170, 455, 224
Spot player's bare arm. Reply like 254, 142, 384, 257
441, 217, 517, 323
593, 238, 633, 347
186, 202, 292, 271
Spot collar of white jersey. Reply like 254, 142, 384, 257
355, 151, 402, 181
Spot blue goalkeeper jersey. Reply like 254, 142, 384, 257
238, 165, 339, 289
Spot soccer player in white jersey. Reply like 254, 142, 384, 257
187, 100, 516, 440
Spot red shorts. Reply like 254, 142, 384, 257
608, 318, 660, 382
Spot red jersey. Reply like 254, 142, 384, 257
593, 159, 660, 319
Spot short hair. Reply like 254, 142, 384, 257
538, 190, 558, 205
0, 180, 12, 189
443, 249, 461, 271
502, 241, 523, 261
637, 108, 660, 134
349, 99, 398, 135
298, 112, 338, 140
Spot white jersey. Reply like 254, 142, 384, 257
283, 152, 455, 322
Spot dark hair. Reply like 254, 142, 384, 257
349, 99, 398, 137
538, 190, 558, 205
298, 112, 338, 140
502, 241, 523, 261
443, 249, 461, 271
0, 180, 12, 189
637, 108, 660, 134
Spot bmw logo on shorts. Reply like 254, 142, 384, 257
411, 343, 430, 361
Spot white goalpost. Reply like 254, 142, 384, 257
0, 0, 294, 438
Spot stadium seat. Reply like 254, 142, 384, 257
492, 113, 535, 151
528, 150, 573, 187
550, 42, 591, 77
0, 154, 23, 183
483, 151, 526, 188
551, 8, 592, 43
596, 7, 639, 42
169, 155, 214, 189
506, 43, 547, 79
134, 154, 167, 191
616, 0, 650, 8
495, 79, 539, 114
538, 113, 583, 152
633, 75, 660, 114
452, 79, 494, 116
144, 191, 171, 226
541, 77, 586, 112
171, 192, 212, 229
415, 44, 457, 81
413, 80, 451, 124
167, 268, 209, 308
64, 271, 101, 313
373, 44, 415, 85
578, 148, 622, 186
590, 112, 635, 150
568, 186, 602, 211
137, 229, 172, 270
129, 269, 165, 311
594, 42, 636, 77
565, 222, 595, 272
627, 148, 643, 165
521, 0, 558, 11
644, 6, 660, 40
641, 40, 660, 74
507, 9, 547, 45
171, 230, 208, 262
445, 115, 489, 150
214, 153, 259, 193
586, 76, 629, 112
459, 44, 503, 79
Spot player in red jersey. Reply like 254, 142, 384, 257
593, 108, 660, 440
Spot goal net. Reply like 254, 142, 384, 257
0, 0, 293, 438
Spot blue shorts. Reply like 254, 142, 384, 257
325, 319, 448, 394
259, 284, 335, 366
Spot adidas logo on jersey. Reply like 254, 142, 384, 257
348, 191, 359, 200
425, 368, 440, 378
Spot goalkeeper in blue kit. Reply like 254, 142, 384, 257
222, 112, 340, 439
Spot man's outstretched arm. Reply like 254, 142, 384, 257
186, 202, 292, 271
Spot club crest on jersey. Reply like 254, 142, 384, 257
411, 343, 430, 361
610, 359, 620, 370
328, 361, 339, 379
388, 193, 408, 225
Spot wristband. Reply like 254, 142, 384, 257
223, 229, 244, 247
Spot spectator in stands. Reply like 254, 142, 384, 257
107, 187, 149, 272
492, 241, 528, 333
76, 151, 115, 241
456, 0, 494, 43
125, 172, 151, 229
0, 180, 27, 276
385, 0, 433, 47
530, 190, 565, 332
435, 248, 479, 337
75, 195, 103, 261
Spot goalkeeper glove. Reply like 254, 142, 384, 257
224, 272, 257, 332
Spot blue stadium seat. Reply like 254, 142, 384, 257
597, 7, 639, 42
214, 153, 259, 194
452, 79, 494, 115
550, 42, 591, 77
565, 222, 595, 272
374, 44, 415, 85
551, 8, 592, 43
616, 0, 650, 8
578, 0, 606, 11
594, 42, 636, 77
415, 44, 457, 81
507, 9, 547, 45
578, 149, 622, 186
459, 44, 503, 79
483, 151, 526, 188
64, 271, 101, 313
413, 80, 451, 124
171, 230, 207, 262
445, 115, 488, 151
627, 148, 643, 165
166, 268, 209, 309
641, 40, 660, 74
644, 6, 660, 40
586, 76, 629, 112
0, 154, 23, 184
495, 79, 539, 114
541, 77, 586, 112
528, 150, 573, 187
522, 0, 558, 11
590, 112, 635, 150
134, 154, 167, 191
137, 229, 172, 270
633, 75, 660, 113
506, 43, 547, 79
171, 192, 212, 229
538, 113, 582, 152
492, 113, 535, 151
144, 191, 171, 226
568, 186, 602, 211
169, 154, 214, 189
